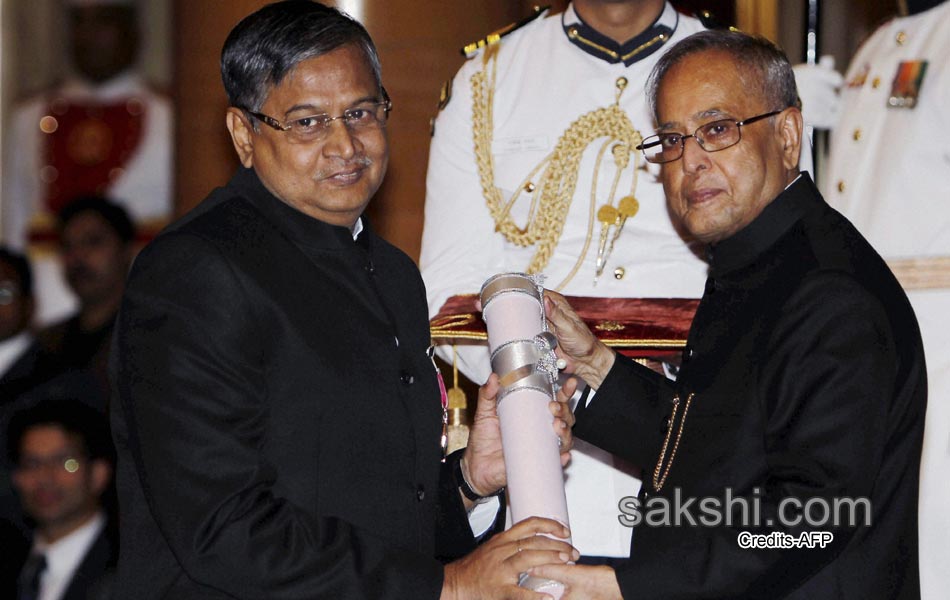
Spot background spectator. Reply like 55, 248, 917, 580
7, 399, 116, 600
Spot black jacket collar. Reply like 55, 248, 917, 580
708, 174, 819, 277
229, 167, 372, 253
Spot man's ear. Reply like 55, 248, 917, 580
89, 459, 112, 497
226, 107, 256, 168
778, 107, 804, 171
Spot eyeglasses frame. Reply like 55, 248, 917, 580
17, 454, 86, 475
636, 110, 784, 164
244, 88, 392, 140
0, 280, 21, 306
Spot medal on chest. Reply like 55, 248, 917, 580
888, 60, 928, 108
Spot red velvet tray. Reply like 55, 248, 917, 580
430, 294, 698, 359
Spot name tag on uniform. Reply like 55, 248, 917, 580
888, 60, 928, 108
493, 135, 550, 155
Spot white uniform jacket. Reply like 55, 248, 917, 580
2, 71, 173, 323
421, 3, 709, 558
823, 4, 950, 598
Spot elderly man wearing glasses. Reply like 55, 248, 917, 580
109, 2, 577, 599
533, 29, 927, 599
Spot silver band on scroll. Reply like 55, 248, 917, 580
480, 273, 571, 597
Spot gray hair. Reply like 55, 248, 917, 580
221, 0, 382, 115
646, 29, 799, 119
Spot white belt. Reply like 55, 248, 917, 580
887, 256, 950, 291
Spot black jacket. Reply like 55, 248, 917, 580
111, 168, 476, 599
10, 518, 117, 600
575, 175, 926, 598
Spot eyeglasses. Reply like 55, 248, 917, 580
17, 454, 84, 475
636, 110, 783, 164
0, 280, 20, 306
246, 95, 393, 144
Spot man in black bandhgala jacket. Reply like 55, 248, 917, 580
536, 29, 926, 599
109, 2, 578, 598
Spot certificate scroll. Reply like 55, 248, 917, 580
479, 273, 570, 598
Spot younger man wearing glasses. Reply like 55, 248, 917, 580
8, 400, 116, 600
534, 30, 926, 598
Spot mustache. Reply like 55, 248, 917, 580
313, 156, 372, 180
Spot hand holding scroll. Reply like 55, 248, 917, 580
462, 374, 576, 504
528, 563, 624, 600
442, 517, 579, 600
543, 291, 616, 390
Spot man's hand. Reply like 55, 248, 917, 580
529, 563, 623, 600
554, 376, 577, 467
462, 374, 575, 501
544, 291, 616, 390
441, 517, 578, 600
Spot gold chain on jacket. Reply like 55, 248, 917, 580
471, 50, 644, 290
652, 392, 694, 492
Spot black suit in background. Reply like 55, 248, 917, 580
10, 518, 117, 600
111, 168, 477, 599
36, 316, 115, 408
0, 518, 28, 598
0, 339, 44, 400
574, 175, 926, 598
55, 520, 117, 600
1, 340, 44, 544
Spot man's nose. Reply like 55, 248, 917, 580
681, 135, 709, 173
63, 248, 87, 267
321, 119, 358, 159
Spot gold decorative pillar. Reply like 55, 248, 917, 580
735, 0, 779, 43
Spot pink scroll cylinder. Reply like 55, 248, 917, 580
480, 274, 570, 598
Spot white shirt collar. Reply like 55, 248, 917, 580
0, 331, 34, 379
351, 217, 364, 240
32, 511, 106, 600
786, 173, 803, 190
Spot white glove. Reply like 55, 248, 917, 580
793, 55, 844, 130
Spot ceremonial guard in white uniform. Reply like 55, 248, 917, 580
1, 0, 172, 324
823, 2, 950, 597
421, 2, 710, 560
4, 74, 173, 249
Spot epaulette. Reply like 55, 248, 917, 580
695, 10, 737, 31
461, 5, 550, 59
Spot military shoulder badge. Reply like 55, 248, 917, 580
461, 5, 550, 58
695, 10, 733, 30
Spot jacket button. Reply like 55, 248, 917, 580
400, 371, 414, 385
416, 485, 426, 501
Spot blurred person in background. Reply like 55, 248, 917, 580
7, 399, 116, 600
821, 1, 950, 598
38, 197, 134, 406
2, 0, 171, 325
